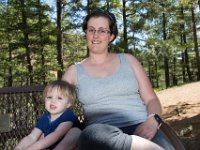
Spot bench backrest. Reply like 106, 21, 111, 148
0, 85, 45, 149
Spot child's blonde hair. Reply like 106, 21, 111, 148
43, 80, 76, 106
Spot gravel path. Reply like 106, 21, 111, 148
156, 81, 200, 119
156, 82, 200, 150
156, 81, 200, 107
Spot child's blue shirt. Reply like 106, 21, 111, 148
35, 108, 78, 149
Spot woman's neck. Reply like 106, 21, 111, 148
88, 52, 110, 64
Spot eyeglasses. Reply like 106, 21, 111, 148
85, 28, 110, 36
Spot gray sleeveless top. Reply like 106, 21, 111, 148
75, 54, 147, 127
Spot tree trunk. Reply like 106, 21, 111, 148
148, 60, 153, 87
181, 51, 186, 82
162, 12, 170, 88
6, 0, 13, 87
180, 6, 192, 81
7, 43, 12, 86
191, 4, 200, 80
155, 61, 159, 88
56, 0, 63, 79
172, 57, 177, 85
20, 0, 33, 85
122, 0, 128, 53
37, 0, 46, 84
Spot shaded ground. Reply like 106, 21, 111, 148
156, 81, 200, 150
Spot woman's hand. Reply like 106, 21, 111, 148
134, 117, 159, 140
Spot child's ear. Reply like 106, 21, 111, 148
66, 103, 71, 108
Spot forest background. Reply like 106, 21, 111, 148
0, 0, 200, 89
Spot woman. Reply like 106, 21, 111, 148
61, 10, 174, 150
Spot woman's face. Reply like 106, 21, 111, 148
85, 17, 114, 54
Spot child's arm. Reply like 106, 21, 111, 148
14, 128, 43, 150
26, 121, 73, 150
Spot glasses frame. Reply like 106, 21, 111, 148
85, 28, 111, 36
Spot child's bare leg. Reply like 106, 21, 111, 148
54, 127, 81, 150
130, 135, 164, 150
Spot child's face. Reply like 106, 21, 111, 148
45, 87, 71, 120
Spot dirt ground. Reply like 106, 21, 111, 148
156, 81, 200, 150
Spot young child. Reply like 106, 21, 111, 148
14, 80, 79, 150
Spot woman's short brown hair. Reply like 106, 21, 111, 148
82, 10, 118, 43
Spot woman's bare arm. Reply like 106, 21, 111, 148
62, 65, 77, 85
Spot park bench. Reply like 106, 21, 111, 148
0, 85, 185, 150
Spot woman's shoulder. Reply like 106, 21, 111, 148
62, 64, 77, 84
121, 53, 143, 70
118, 53, 138, 62
123, 53, 135, 58
64, 64, 76, 75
